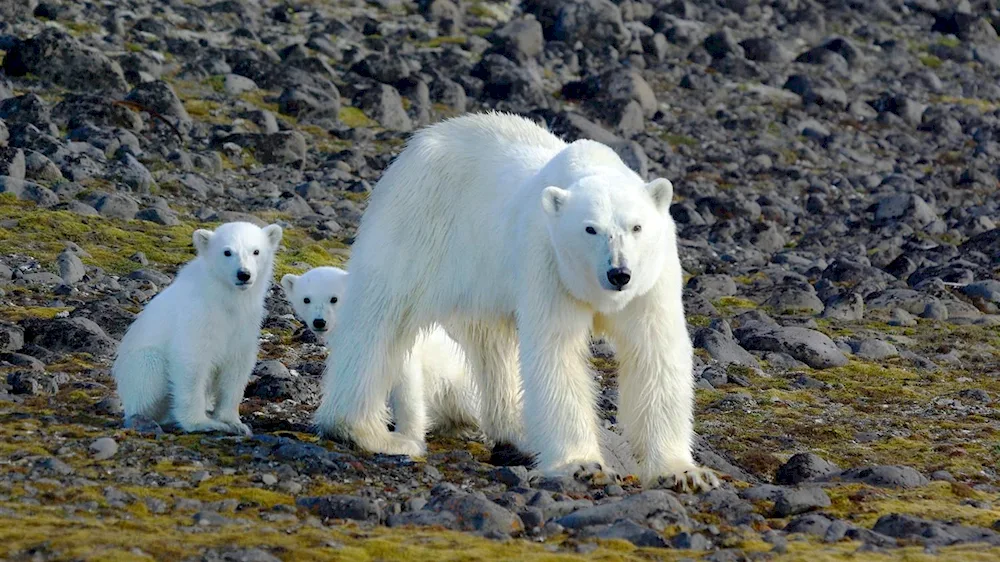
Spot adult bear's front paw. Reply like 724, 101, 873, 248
541, 460, 620, 488
649, 463, 720, 493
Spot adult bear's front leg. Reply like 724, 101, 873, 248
517, 290, 606, 477
606, 281, 721, 493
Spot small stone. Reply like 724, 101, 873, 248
89, 437, 118, 461
771, 487, 831, 517
775, 453, 839, 485
260, 474, 278, 486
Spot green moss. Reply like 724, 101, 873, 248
712, 296, 757, 315
0, 306, 72, 322
0, 196, 350, 283
125, 43, 144, 53
660, 133, 698, 147
338, 106, 376, 128
63, 21, 100, 35
421, 36, 468, 48
919, 54, 944, 68
203, 75, 226, 94
937, 36, 962, 48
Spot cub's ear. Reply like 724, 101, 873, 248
646, 178, 673, 213
193, 229, 213, 255
280, 274, 298, 295
263, 224, 284, 247
541, 186, 570, 217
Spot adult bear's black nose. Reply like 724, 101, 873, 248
237, 269, 251, 282
313, 318, 327, 330
607, 267, 631, 289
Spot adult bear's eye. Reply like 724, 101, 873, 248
585, 226, 597, 235
253, 249, 260, 255
633, 225, 642, 233
224, 250, 232, 257
330, 297, 338, 304
304, 298, 311, 304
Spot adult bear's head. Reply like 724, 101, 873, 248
540, 151, 675, 314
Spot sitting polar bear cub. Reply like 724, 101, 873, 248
314, 111, 719, 492
113, 221, 283, 435
280, 266, 480, 445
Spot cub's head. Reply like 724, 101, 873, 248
541, 173, 674, 313
193, 222, 283, 291
280, 266, 349, 336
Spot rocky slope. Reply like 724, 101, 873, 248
1, 0, 1000, 560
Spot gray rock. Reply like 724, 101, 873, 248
356, 84, 411, 132
850, 339, 899, 360
2, 28, 128, 93
488, 16, 545, 62
89, 192, 139, 220
89, 437, 118, 461
552, 0, 630, 52
0, 146, 25, 180
693, 328, 760, 368
493, 466, 530, 488
556, 490, 689, 529
827, 466, 929, 489
427, 487, 524, 535
0, 322, 25, 353
784, 513, 834, 536
57, 248, 86, 285
7, 371, 59, 395
21, 317, 117, 356
687, 274, 738, 300
771, 487, 831, 517
125, 80, 191, 126
0, 176, 58, 206
296, 495, 382, 523
766, 286, 825, 315
124, 414, 163, 435
578, 519, 668, 547
872, 513, 1000, 546
874, 193, 937, 228
775, 453, 839, 485
821, 292, 864, 321
735, 326, 848, 369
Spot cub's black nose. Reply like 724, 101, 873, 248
237, 269, 251, 282
607, 267, 631, 289
312, 318, 327, 330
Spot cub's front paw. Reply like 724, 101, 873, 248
221, 420, 252, 436
650, 464, 720, 494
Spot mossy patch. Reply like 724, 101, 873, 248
339, 106, 377, 128
0, 306, 72, 322
0, 196, 350, 282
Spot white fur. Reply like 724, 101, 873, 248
113, 221, 283, 435
314, 112, 717, 490
280, 267, 480, 445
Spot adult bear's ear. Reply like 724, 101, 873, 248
541, 186, 570, 217
193, 229, 213, 255
263, 224, 284, 247
280, 274, 298, 295
646, 178, 673, 213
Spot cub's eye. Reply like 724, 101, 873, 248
330, 296, 338, 304
223, 250, 232, 257
303, 298, 311, 304
633, 225, 642, 233
253, 249, 260, 255
585, 226, 597, 235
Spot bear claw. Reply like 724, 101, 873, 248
572, 462, 621, 487
654, 466, 721, 494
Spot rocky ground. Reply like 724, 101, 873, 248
1, 0, 1000, 560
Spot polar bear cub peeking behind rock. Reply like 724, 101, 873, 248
280, 266, 480, 447
314, 111, 719, 492
113, 221, 283, 435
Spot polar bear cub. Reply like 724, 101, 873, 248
314, 111, 719, 491
113, 221, 283, 435
280, 266, 480, 445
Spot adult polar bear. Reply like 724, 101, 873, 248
316, 112, 718, 491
